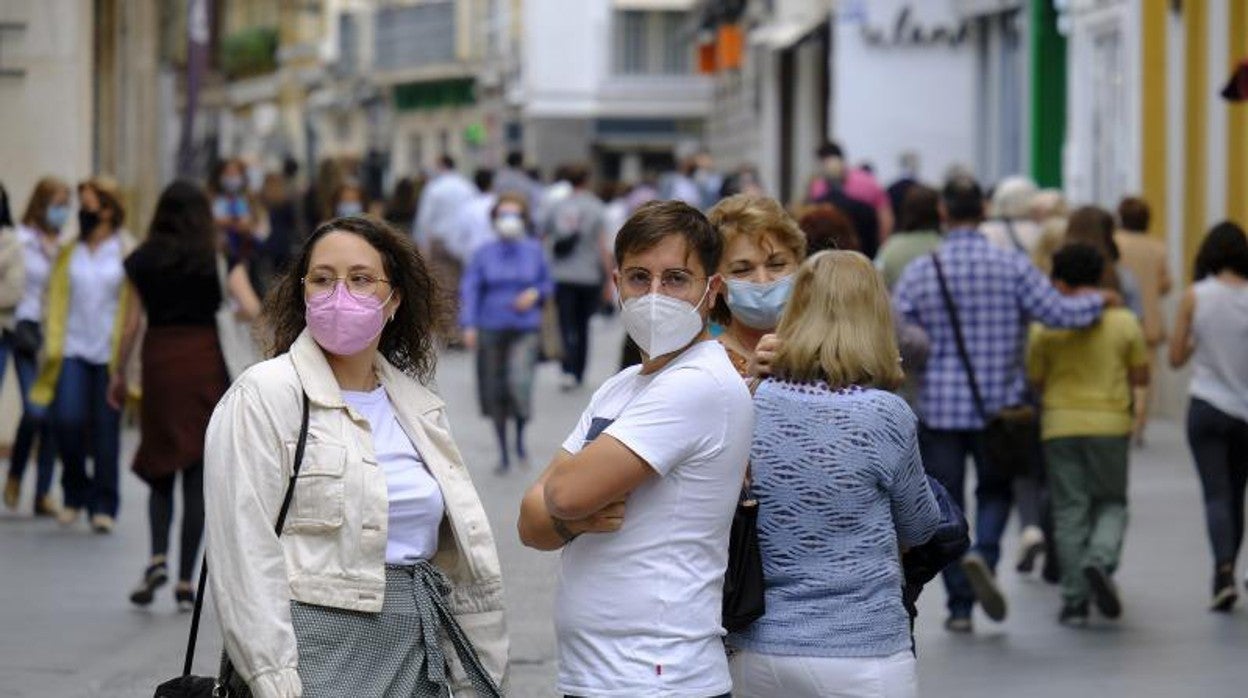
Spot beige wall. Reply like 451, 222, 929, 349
0, 1, 94, 446
0, 0, 94, 216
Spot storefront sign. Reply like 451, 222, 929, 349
860, 6, 970, 48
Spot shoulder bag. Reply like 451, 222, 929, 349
723, 378, 766, 633
154, 392, 311, 698
930, 253, 1040, 479
215, 256, 262, 381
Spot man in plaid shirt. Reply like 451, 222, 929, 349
893, 176, 1118, 633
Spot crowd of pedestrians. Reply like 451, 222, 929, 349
1, 137, 1247, 697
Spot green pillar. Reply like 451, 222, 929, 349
1029, 0, 1066, 188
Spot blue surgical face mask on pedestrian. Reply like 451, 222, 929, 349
724, 275, 795, 330
336, 201, 364, 217
46, 204, 71, 230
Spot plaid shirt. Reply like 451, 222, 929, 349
893, 228, 1105, 430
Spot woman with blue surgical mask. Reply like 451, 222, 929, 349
211, 158, 261, 260
707, 194, 807, 378
331, 181, 368, 219
3, 177, 69, 516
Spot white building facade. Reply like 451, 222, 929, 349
522, 0, 713, 180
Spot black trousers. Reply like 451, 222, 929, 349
555, 282, 602, 383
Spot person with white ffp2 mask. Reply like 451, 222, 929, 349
519, 200, 754, 698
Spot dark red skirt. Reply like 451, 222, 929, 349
131, 325, 229, 484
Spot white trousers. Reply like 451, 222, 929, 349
729, 649, 917, 698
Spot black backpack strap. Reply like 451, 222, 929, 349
1003, 219, 1026, 254
930, 253, 989, 422
182, 391, 312, 678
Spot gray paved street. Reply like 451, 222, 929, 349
1, 317, 1245, 696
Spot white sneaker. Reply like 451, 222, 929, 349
559, 373, 580, 392
57, 507, 80, 527
90, 514, 115, 534
1016, 525, 1046, 574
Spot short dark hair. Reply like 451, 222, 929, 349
942, 175, 984, 222
817, 141, 844, 159
473, 168, 494, 192
1051, 243, 1106, 288
565, 163, 591, 188
900, 184, 941, 232
1117, 197, 1151, 233
614, 200, 721, 277
1195, 221, 1248, 280
506, 151, 524, 168
438, 154, 456, 170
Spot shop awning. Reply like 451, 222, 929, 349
952, 0, 1025, 17
613, 0, 697, 10
749, 13, 828, 50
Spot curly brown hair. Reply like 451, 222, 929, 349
263, 216, 447, 383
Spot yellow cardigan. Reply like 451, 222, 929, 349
30, 233, 137, 407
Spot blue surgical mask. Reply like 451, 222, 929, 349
222, 175, 244, 193
725, 275, 795, 330
46, 204, 71, 230
336, 202, 364, 217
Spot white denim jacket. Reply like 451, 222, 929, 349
204, 330, 509, 698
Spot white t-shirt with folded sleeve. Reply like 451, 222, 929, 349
554, 339, 754, 698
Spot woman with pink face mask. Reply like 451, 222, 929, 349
202, 216, 507, 697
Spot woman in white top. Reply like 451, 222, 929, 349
29, 176, 135, 534
2, 177, 68, 516
1170, 221, 1248, 612
204, 216, 507, 698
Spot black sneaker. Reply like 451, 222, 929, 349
961, 553, 1008, 621
1083, 565, 1122, 619
1059, 601, 1089, 627
129, 562, 169, 607
1211, 569, 1238, 612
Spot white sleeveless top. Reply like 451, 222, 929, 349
1190, 277, 1248, 421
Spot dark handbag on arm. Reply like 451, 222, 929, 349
722, 378, 766, 633
931, 253, 1040, 478
154, 393, 311, 698
10, 319, 42, 355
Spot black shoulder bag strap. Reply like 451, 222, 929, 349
930, 253, 989, 423
1003, 219, 1026, 254
181, 392, 312, 679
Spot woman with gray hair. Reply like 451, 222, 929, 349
981, 175, 1042, 256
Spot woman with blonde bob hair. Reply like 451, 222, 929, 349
729, 251, 941, 698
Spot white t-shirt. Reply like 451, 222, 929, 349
555, 340, 754, 697
343, 387, 445, 563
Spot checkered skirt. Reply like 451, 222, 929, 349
229, 561, 501, 697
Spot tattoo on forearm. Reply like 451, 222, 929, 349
552, 517, 579, 543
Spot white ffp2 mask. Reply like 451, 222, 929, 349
620, 283, 711, 358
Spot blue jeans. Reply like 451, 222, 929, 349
52, 358, 121, 517
919, 426, 1014, 617
5, 333, 57, 499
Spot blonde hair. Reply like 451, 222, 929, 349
771, 250, 903, 390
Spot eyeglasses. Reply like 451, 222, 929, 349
620, 268, 704, 296
302, 271, 392, 299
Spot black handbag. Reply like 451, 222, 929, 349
154, 393, 311, 698
722, 481, 765, 632
931, 253, 1041, 478
10, 319, 41, 355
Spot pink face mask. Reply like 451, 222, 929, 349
305, 283, 392, 356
